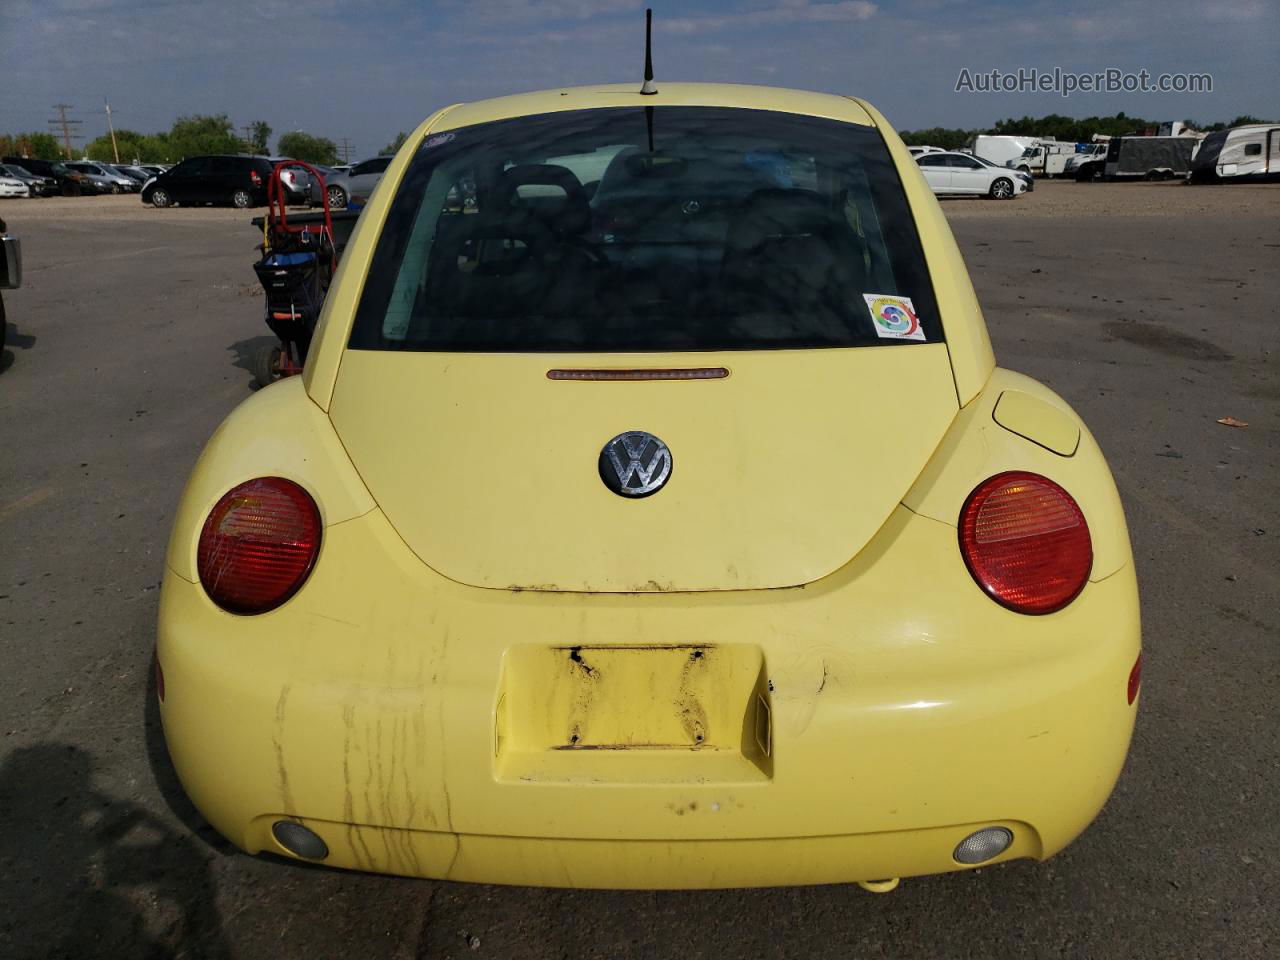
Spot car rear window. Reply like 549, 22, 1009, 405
349, 106, 942, 352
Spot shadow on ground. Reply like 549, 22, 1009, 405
0, 737, 231, 960
2, 318, 37, 373
227, 335, 278, 390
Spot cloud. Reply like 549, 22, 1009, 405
1199, 0, 1269, 22
439, 0, 643, 25
1, 0, 1272, 159
662, 1, 877, 34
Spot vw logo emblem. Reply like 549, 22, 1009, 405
599, 431, 673, 498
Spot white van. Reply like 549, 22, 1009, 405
969, 135, 1037, 168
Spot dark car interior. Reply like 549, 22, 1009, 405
352, 107, 943, 352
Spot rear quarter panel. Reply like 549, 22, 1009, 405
163, 378, 375, 582
903, 368, 1133, 582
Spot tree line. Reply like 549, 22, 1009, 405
6, 110, 1270, 165
899, 112, 1273, 149
1, 115, 410, 165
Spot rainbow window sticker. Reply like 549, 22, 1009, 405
863, 294, 925, 342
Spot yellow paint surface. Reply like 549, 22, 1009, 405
159, 83, 1139, 889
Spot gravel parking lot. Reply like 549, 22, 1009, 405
1, 181, 1277, 959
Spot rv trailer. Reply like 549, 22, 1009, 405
1190, 124, 1280, 183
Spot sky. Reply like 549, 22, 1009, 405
1, 0, 1274, 159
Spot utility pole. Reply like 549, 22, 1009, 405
49, 104, 83, 158
104, 100, 120, 162
241, 125, 253, 153
339, 137, 355, 163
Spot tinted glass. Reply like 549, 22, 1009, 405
917, 155, 946, 167
353, 158, 391, 176
350, 107, 942, 353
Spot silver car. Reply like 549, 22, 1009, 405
66, 161, 138, 193
308, 155, 392, 209
264, 158, 314, 205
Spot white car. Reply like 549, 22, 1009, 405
0, 175, 29, 198
915, 151, 1027, 199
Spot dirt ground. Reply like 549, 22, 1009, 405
1, 182, 1277, 959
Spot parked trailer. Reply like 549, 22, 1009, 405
1190, 124, 1280, 183
1075, 137, 1197, 181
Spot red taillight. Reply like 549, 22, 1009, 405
250, 170, 262, 186
1127, 653, 1142, 704
197, 477, 321, 614
958, 471, 1092, 615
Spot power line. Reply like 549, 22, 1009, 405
338, 137, 355, 163
49, 103, 84, 158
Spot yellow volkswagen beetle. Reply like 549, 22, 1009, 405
157, 81, 1141, 890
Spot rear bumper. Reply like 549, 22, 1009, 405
157, 506, 1140, 889
245, 816, 1040, 889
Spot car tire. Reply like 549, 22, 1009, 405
232, 189, 253, 209
989, 177, 1015, 200
326, 185, 347, 209
150, 188, 172, 208
253, 344, 284, 388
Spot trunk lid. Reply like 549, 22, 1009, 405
327, 345, 958, 592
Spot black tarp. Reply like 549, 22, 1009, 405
1112, 137, 1196, 175
1191, 131, 1228, 174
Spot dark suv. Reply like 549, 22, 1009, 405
140, 155, 276, 208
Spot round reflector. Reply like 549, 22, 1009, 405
272, 820, 329, 860
954, 827, 1014, 865
197, 477, 321, 614
959, 471, 1092, 615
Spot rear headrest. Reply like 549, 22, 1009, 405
499, 164, 590, 236
725, 189, 843, 250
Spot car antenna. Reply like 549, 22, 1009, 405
640, 8, 657, 95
